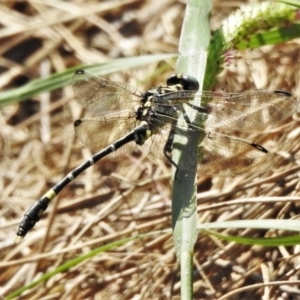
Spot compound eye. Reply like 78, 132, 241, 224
181, 75, 199, 90
166, 74, 181, 86
166, 74, 199, 91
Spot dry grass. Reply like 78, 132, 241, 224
1, 1, 300, 299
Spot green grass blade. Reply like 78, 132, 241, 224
203, 230, 300, 247
0, 54, 176, 107
278, 0, 300, 8
6, 231, 164, 299
236, 23, 300, 49
198, 219, 300, 232
172, 0, 212, 299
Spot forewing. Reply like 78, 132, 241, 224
201, 90, 298, 130
72, 70, 142, 115
157, 90, 298, 130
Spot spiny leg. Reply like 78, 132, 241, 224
163, 122, 178, 168
162, 104, 205, 168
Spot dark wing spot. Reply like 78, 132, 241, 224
75, 69, 85, 75
251, 143, 269, 153
274, 90, 292, 97
74, 119, 82, 127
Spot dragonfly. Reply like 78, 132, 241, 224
16, 70, 298, 239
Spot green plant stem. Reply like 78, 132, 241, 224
172, 0, 212, 299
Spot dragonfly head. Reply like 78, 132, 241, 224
166, 74, 199, 91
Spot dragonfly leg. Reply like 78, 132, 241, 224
180, 104, 207, 127
163, 124, 178, 168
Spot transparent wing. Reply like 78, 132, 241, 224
74, 111, 138, 159
157, 89, 298, 131
196, 132, 273, 176
72, 70, 142, 114
72, 71, 292, 175
202, 90, 298, 130
74, 106, 273, 175
148, 115, 273, 176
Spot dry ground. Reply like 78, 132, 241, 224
1, 1, 300, 299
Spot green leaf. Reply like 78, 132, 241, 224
172, 0, 213, 299
0, 54, 176, 107
203, 230, 300, 246
198, 219, 300, 232
237, 23, 300, 49
278, 0, 300, 8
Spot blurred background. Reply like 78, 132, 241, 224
1, 1, 300, 299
